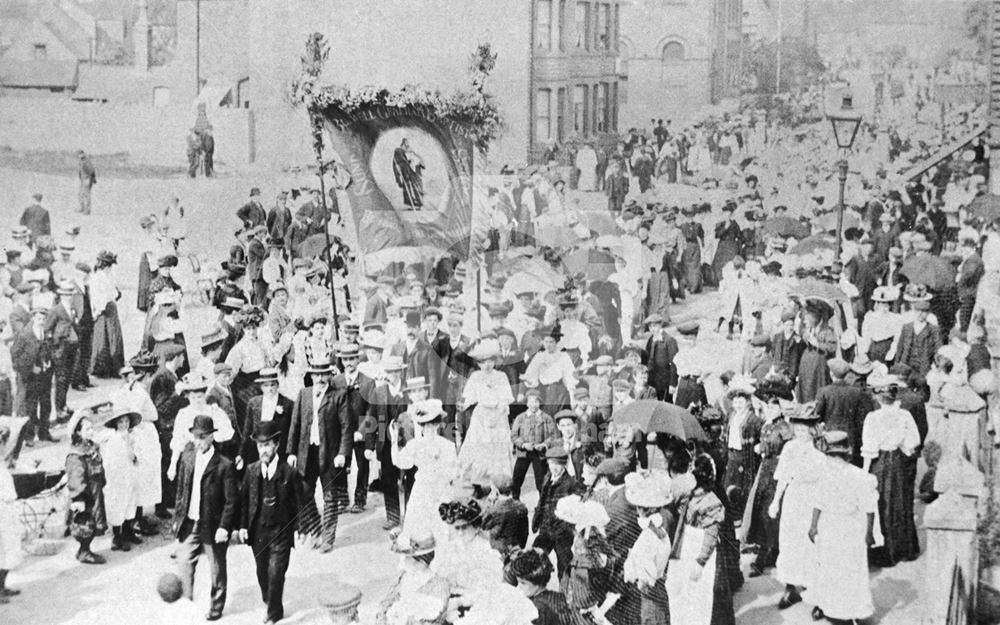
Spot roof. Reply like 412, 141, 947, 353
79, 0, 131, 21
37, 3, 93, 59
72, 62, 151, 102
0, 58, 78, 88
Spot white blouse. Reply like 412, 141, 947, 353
861, 404, 920, 458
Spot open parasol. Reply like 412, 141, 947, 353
762, 216, 810, 239
612, 400, 707, 441
814, 211, 861, 233
789, 278, 849, 302
968, 194, 1000, 222
788, 234, 837, 256
899, 255, 956, 290
561, 248, 617, 281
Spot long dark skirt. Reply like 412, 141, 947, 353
674, 377, 707, 411
712, 542, 737, 625
796, 348, 829, 403
745, 456, 779, 548
723, 448, 758, 519
870, 449, 920, 567
231, 370, 262, 434
639, 581, 670, 625
868, 337, 893, 364
645, 272, 672, 320
682, 241, 702, 293
539, 382, 570, 418
90, 306, 124, 378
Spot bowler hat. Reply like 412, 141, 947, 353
252, 420, 282, 443
189, 415, 217, 436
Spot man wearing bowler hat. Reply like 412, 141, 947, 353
239, 421, 298, 624
286, 360, 353, 552
173, 415, 238, 621
237, 188, 267, 231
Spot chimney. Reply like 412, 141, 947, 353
135, 0, 151, 71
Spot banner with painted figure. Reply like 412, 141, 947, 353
320, 105, 477, 263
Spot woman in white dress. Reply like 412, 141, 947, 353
391, 399, 458, 548
111, 363, 161, 534
458, 338, 514, 483
808, 430, 878, 623
768, 402, 825, 612
575, 143, 598, 192
99, 404, 142, 552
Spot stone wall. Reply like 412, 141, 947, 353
0, 96, 253, 166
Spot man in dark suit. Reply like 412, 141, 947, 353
149, 345, 186, 514
643, 314, 678, 401
870, 213, 900, 264
172, 415, 238, 622
266, 191, 293, 246
549, 410, 590, 483
45, 281, 79, 421
370, 356, 410, 530
11, 307, 54, 444
393, 310, 430, 383
238, 368, 294, 468
363, 277, 392, 326
598, 458, 641, 625
207, 363, 238, 458
297, 189, 329, 237
605, 159, 630, 213
19, 193, 50, 245
814, 358, 872, 466
531, 446, 583, 590
957, 236, 985, 332
286, 361, 352, 552
333, 343, 376, 514
238, 421, 298, 624
771, 311, 802, 382
420, 308, 451, 401
236, 187, 267, 231
245, 226, 268, 305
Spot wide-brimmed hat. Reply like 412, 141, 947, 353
595, 457, 630, 480
360, 331, 385, 351
252, 420, 282, 443
200, 326, 227, 348
381, 355, 405, 372
726, 375, 756, 397
868, 372, 902, 391
411, 399, 445, 424
903, 283, 932, 303
469, 338, 501, 361
789, 402, 820, 424
851, 353, 874, 375
823, 430, 852, 456
103, 405, 141, 429
827, 357, 851, 378
219, 296, 246, 310
157, 255, 179, 268
255, 367, 280, 384
128, 351, 158, 370
438, 497, 482, 528
390, 531, 436, 556
337, 342, 361, 359
178, 372, 209, 392
11, 225, 29, 238
189, 415, 217, 436
871, 285, 900, 303
625, 470, 673, 508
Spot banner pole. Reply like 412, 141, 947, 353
476, 266, 482, 333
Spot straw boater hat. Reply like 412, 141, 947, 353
56, 280, 76, 296
867, 372, 902, 391
404, 376, 430, 393
307, 360, 334, 375
360, 331, 386, 351
255, 367, 280, 384
624, 470, 673, 508
903, 283, 932, 303
337, 342, 360, 359
469, 338, 501, 361
177, 372, 209, 393
822, 430, 852, 456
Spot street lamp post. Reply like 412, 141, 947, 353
827, 94, 863, 258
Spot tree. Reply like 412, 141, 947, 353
742, 36, 826, 95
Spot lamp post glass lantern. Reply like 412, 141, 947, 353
827, 95, 863, 256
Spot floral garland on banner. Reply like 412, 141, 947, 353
290, 34, 503, 153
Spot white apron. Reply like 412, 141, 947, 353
665, 525, 717, 625
101, 433, 139, 526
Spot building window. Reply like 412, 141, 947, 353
595, 82, 609, 132
574, 84, 589, 134
556, 87, 566, 142
597, 4, 611, 51
613, 4, 620, 51
33, 43, 47, 59
536, 0, 552, 50
575, 2, 590, 50
611, 81, 619, 131
662, 41, 685, 62
557, 0, 567, 51
536, 88, 553, 142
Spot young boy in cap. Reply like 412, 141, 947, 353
531, 445, 582, 591
510, 388, 558, 499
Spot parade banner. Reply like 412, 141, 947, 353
319, 102, 477, 260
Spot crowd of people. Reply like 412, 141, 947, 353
0, 57, 998, 625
